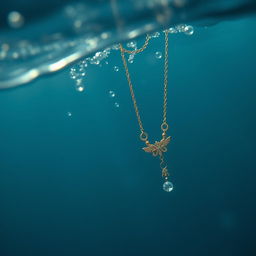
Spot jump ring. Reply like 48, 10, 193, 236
161, 122, 169, 132
140, 131, 148, 141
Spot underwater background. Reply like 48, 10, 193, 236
0, 6, 256, 256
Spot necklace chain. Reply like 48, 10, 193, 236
119, 31, 170, 141
119, 31, 173, 191
120, 34, 151, 55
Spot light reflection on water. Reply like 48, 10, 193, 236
0, 0, 254, 89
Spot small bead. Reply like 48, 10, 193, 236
162, 167, 169, 177
163, 181, 173, 192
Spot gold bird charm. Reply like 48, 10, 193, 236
143, 136, 171, 157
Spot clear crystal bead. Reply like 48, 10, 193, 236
163, 181, 173, 192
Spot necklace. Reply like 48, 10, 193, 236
119, 31, 174, 192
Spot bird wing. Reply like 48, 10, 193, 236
143, 144, 157, 153
161, 136, 171, 147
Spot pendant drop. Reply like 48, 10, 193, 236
163, 180, 174, 192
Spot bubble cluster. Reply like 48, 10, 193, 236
128, 54, 135, 64
149, 32, 160, 38
127, 41, 136, 48
166, 27, 178, 34
166, 24, 194, 35
127, 40, 137, 64
108, 91, 120, 108
69, 48, 112, 91
114, 66, 119, 72
70, 64, 86, 92
69, 24, 194, 91
109, 90, 115, 98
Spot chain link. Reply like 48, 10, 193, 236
163, 31, 169, 129
119, 31, 170, 141
120, 47, 145, 133
119, 34, 151, 54
159, 153, 169, 177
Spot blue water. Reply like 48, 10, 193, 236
0, 16, 256, 256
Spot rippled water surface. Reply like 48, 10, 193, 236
0, 0, 256, 88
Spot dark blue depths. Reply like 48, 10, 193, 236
0, 17, 256, 256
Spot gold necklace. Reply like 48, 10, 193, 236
119, 31, 173, 192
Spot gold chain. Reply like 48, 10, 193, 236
119, 31, 170, 141
119, 31, 173, 191
120, 34, 151, 54
163, 30, 169, 128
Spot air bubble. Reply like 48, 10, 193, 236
128, 54, 135, 64
7, 11, 24, 28
184, 25, 194, 35
155, 51, 162, 59
67, 112, 72, 117
76, 78, 84, 86
12, 52, 19, 59
101, 32, 110, 39
70, 75, 77, 80
114, 66, 119, 72
109, 90, 115, 98
114, 102, 120, 108
76, 86, 84, 92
